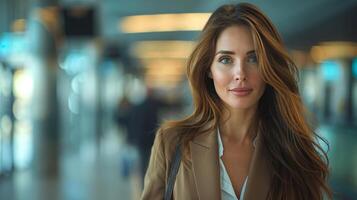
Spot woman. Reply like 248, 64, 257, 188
141, 3, 332, 200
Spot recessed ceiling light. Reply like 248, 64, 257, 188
119, 13, 211, 33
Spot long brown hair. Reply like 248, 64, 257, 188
161, 3, 332, 199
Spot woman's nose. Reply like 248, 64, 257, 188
233, 61, 247, 81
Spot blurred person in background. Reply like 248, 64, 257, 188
141, 3, 332, 200
117, 86, 177, 183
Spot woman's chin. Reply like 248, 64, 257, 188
225, 101, 258, 111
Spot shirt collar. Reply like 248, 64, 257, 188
217, 128, 224, 158
217, 127, 257, 158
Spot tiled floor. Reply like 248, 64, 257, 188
0, 131, 143, 200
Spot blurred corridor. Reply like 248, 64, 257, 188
0, 0, 357, 199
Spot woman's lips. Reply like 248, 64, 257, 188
229, 88, 253, 96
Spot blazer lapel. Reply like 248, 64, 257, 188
190, 130, 221, 200
243, 133, 271, 200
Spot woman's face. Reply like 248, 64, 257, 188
209, 25, 266, 111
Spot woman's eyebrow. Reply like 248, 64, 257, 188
215, 50, 235, 56
215, 50, 256, 56
246, 50, 256, 55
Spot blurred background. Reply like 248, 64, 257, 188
0, 0, 356, 199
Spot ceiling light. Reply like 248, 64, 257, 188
310, 41, 357, 62
132, 40, 196, 59
120, 13, 211, 33
12, 19, 26, 32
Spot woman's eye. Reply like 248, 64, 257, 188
218, 56, 233, 64
247, 54, 258, 64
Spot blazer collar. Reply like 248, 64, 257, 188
243, 133, 271, 200
190, 129, 271, 200
190, 130, 221, 200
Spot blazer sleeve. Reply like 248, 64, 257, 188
140, 129, 167, 200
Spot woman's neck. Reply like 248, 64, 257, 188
219, 106, 258, 144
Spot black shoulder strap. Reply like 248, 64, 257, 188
164, 143, 182, 200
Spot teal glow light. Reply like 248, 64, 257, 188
352, 58, 357, 78
0, 33, 28, 59
321, 60, 341, 81
0, 33, 11, 58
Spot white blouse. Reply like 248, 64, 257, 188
218, 129, 256, 200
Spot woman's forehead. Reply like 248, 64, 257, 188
215, 25, 255, 53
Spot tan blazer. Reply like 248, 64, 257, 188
141, 128, 272, 200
